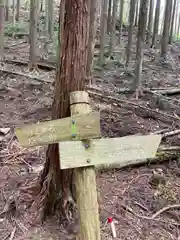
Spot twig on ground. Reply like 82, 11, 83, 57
122, 203, 180, 221
0, 68, 53, 83
162, 129, 180, 138
9, 227, 16, 240
122, 174, 151, 195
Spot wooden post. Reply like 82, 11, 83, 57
70, 91, 101, 240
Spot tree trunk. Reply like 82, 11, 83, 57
45, 0, 48, 35
107, 0, 112, 33
118, 0, 124, 43
177, 10, 180, 36
146, 0, 154, 44
169, 0, 177, 44
160, 0, 173, 59
86, 0, 100, 80
5, 0, 9, 21
29, 0, 38, 70
12, 0, 15, 25
134, 0, 139, 26
133, 0, 148, 99
151, 0, 160, 48
126, 0, 136, 66
0, 0, 4, 61
48, 0, 54, 39
109, 0, 118, 55
100, 0, 108, 65
16, 0, 20, 21
38, 0, 91, 224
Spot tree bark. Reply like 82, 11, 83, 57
133, 0, 148, 98
100, 0, 108, 65
107, 0, 112, 33
126, 0, 136, 66
146, 0, 154, 44
118, 0, 125, 43
16, 0, 20, 21
48, 0, 54, 39
169, 0, 177, 44
5, 0, 8, 21
86, 0, 100, 79
29, 0, 38, 70
160, 0, 173, 59
12, 0, 15, 25
134, 0, 139, 26
151, 0, 160, 48
109, 0, 118, 55
38, 0, 91, 222
0, 0, 4, 61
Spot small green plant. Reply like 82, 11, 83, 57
4, 22, 28, 37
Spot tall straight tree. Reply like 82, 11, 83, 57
133, 0, 148, 99
0, 0, 4, 61
146, 0, 154, 43
29, 0, 38, 70
151, 0, 160, 48
169, 0, 177, 44
100, 0, 108, 65
107, 0, 112, 33
126, 0, 136, 65
35, 1, 100, 239
5, 0, 9, 21
134, 0, 139, 26
161, 0, 173, 59
16, 0, 20, 21
118, 0, 125, 43
86, 0, 100, 79
109, 0, 118, 55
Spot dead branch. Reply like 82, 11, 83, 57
4, 58, 56, 71
88, 89, 180, 126
153, 88, 180, 96
0, 68, 53, 83
121, 203, 180, 221
162, 129, 180, 138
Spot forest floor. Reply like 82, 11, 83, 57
1, 7, 180, 240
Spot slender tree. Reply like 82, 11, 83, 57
133, 0, 148, 99
134, 0, 139, 26
151, 0, 160, 48
161, 0, 173, 59
48, 0, 54, 39
109, 0, 118, 55
0, 0, 4, 61
86, 0, 100, 79
29, 0, 38, 70
12, 0, 15, 26
118, 0, 125, 43
146, 0, 154, 43
100, 0, 108, 65
16, 0, 20, 21
107, 0, 112, 33
126, 0, 136, 65
5, 0, 9, 21
169, 0, 177, 44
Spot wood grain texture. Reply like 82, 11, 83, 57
59, 134, 161, 169
15, 111, 100, 147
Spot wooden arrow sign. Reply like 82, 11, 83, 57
59, 134, 161, 169
15, 111, 100, 147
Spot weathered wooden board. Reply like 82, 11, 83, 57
15, 111, 100, 147
59, 134, 161, 169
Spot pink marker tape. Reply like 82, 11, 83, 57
108, 217, 116, 238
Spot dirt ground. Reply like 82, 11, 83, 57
1, 5, 180, 240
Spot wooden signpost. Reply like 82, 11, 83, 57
15, 91, 162, 240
